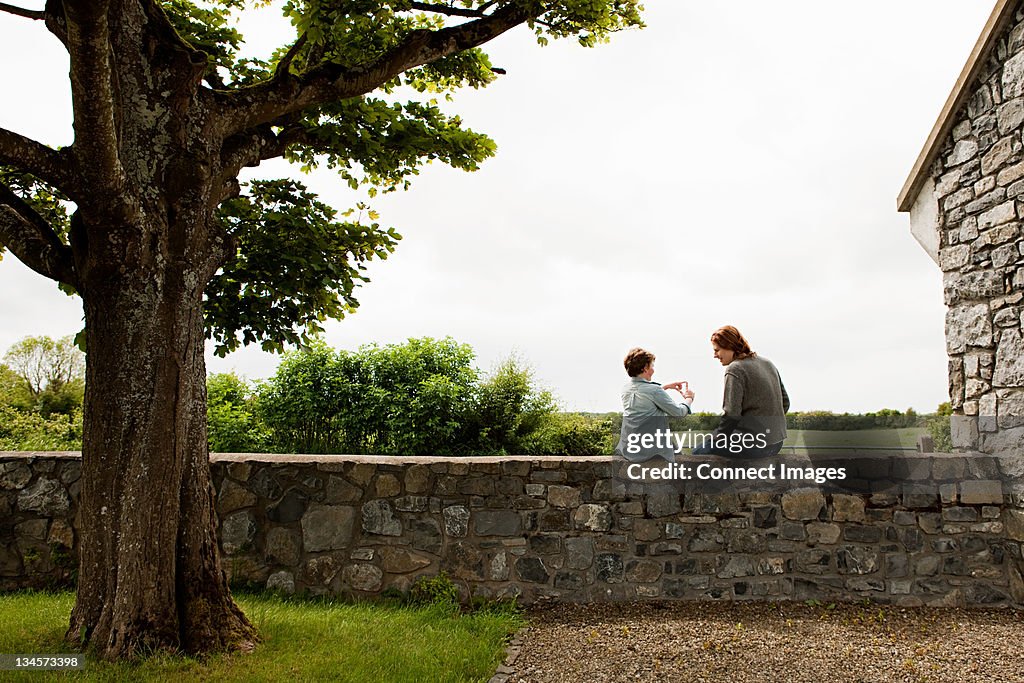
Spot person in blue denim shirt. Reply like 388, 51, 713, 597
616, 347, 694, 462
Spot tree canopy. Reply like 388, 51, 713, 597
0, 0, 644, 356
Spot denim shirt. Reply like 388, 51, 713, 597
620, 377, 691, 418
616, 378, 691, 462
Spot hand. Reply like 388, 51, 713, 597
682, 389, 695, 401
662, 381, 683, 391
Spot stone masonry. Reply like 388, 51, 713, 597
925, 2, 1024, 453
1, 452, 1023, 607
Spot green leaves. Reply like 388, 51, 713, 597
257, 336, 481, 454
0, 166, 72, 259
284, 97, 497, 193
162, 0, 244, 76
203, 179, 400, 356
529, 0, 645, 46
402, 49, 499, 94
251, 337, 615, 455
207, 372, 272, 452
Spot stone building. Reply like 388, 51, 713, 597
900, 0, 1024, 453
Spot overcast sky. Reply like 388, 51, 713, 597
0, 1, 997, 414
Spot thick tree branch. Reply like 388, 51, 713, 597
409, 2, 486, 18
273, 33, 308, 82
0, 1, 44, 20
0, 182, 77, 286
64, 2, 127, 205
140, 0, 199, 53
0, 1, 67, 46
215, 1, 538, 137
217, 124, 311, 199
204, 69, 227, 90
0, 127, 78, 199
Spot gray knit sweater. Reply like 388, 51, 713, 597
721, 355, 790, 444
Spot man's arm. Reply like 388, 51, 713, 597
644, 383, 691, 417
779, 373, 791, 413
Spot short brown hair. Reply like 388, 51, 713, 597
624, 347, 655, 377
710, 325, 756, 360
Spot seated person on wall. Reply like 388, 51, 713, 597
616, 347, 694, 463
692, 325, 790, 458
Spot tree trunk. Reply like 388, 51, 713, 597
66, 247, 256, 659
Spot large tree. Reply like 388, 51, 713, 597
0, 0, 642, 660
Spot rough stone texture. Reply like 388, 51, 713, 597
17, 478, 69, 516
266, 488, 309, 523
0, 463, 32, 490
573, 504, 612, 531
221, 510, 256, 555
806, 522, 841, 545
474, 510, 523, 537
832, 494, 866, 523
925, 5, 1024, 454
546, 485, 581, 509
265, 527, 302, 566
266, 570, 296, 594
218, 478, 257, 513
361, 500, 401, 537
322, 475, 360, 504
342, 563, 383, 592
378, 546, 432, 574
303, 504, 355, 551
443, 505, 470, 537
0, 452, 1021, 607
781, 488, 825, 521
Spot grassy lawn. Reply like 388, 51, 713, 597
0, 591, 523, 682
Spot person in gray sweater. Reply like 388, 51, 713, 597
692, 325, 790, 458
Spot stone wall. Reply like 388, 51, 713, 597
2, 452, 1023, 607
928, 1, 1024, 452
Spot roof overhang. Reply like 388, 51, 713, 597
897, 0, 1017, 212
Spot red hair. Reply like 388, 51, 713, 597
711, 325, 756, 360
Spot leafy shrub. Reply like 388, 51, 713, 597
255, 338, 575, 455
0, 405, 83, 450
258, 337, 480, 454
519, 412, 616, 456
469, 357, 556, 454
926, 402, 953, 452
0, 364, 35, 411
207, 373, 272, 453
408, 572, 460, 613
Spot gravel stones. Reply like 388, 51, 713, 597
503, 603, 1024, 683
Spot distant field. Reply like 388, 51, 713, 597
783, 428, 926, 449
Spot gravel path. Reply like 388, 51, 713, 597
498, 602, 1024, 683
